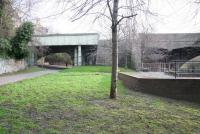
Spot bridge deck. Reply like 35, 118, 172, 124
30, 33, 99, 46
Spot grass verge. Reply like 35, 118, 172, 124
61, 65, 133, 73
0, 66, 199, 133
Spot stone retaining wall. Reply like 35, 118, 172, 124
0, 58, 27, 74
119, 72, 200, 103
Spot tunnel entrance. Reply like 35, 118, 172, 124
32, 45, 97, 66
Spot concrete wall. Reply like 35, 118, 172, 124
96, 40, 133, 68
0, 58, 27, 74
139, 33, 200, 51
132, 33, 200, 69
96, 40, 112, 66
119, 72, 200, 103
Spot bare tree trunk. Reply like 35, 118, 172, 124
57, 0, 151, 99
110, 0, 119, 99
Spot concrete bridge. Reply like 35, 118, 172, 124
30, 33, 99, 66
139, 33, 200, 50
137, 33, 200, 63
29, 32, 200, 70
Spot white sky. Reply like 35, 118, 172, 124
28, 0, 200, 38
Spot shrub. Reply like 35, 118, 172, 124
11, 22, 34, 59
45, 53, 72, 66
0, 38, 11, 58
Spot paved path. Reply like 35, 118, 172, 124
130, 72, 174, 79
0, 70, 57, 86
123, 72, 200, 79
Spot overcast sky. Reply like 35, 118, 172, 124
29, 0, 200, 38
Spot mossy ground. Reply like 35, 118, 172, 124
0, 66, 199, 133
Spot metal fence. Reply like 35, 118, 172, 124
141, 61, 200, 77
141, 62, 168, 72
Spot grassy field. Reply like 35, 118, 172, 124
0, 66, 45, 76
0, 66, 200, 133
61, 66, 133, 73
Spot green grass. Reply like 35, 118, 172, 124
0, 66, 45, 76
0, 66, 200, 133
62, 66, 133, 73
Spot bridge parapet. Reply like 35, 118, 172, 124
139, 33, 200, 50
30, 33, 99, 46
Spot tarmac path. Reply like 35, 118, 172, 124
0, 70, 57, 86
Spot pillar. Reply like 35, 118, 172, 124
78, 45, 82, 66
74, 47, 78, 66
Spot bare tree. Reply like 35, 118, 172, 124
30, 37, 50, 64
0, 0, 15, 38
58, 0, 152, 99
7, 0, 153, 99
7, 0, 152, 99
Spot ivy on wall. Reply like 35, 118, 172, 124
10, 22, 34, 59
0, 0, 34, 60
0, 38, 11, 58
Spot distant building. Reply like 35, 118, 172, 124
13, 8, 27, 28
33, 19, 48, 35
13, 9, 48, 35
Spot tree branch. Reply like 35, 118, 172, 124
114, 14, 137, 28
106, 0, 113, 21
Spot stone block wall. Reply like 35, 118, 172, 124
0, 58, 27, 74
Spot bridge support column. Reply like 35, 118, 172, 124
78, 45, 82, 66
74, 47, 78, 66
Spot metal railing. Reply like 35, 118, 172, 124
141, 61, 200, 78
141, 62, 168, 72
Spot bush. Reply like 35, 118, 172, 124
45, 53, 72, 66
0, 38, 11, 58
11, 22, 34, 59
